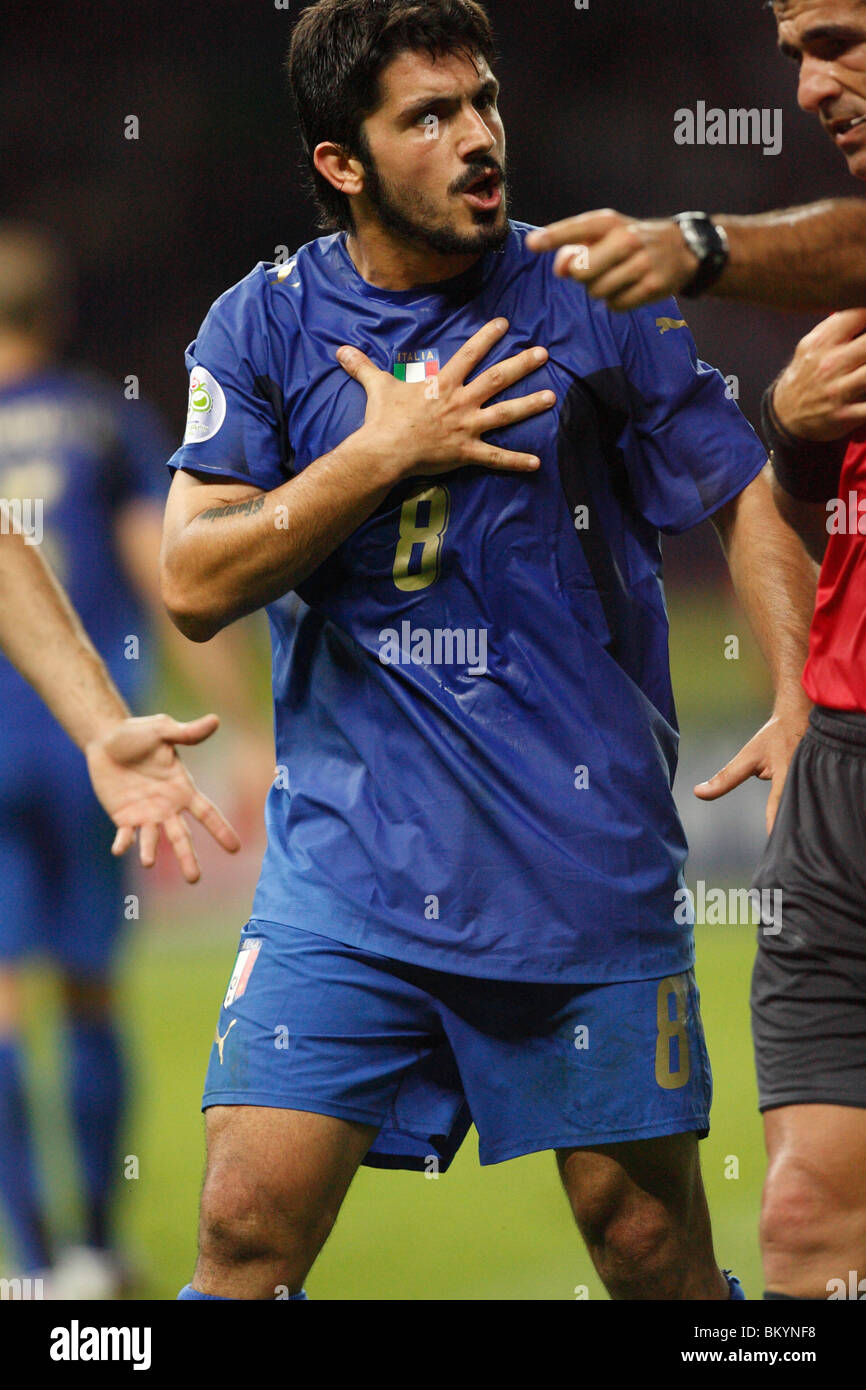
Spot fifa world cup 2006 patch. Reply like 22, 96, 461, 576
183, 365, 226, 444
223, 938, 262, 1009
392, 348, 440, 383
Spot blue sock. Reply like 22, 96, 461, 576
178, 1286, 233, 1300
178, 1284, 309, 1300
67, 1016, 124, 1250
724, 1269, 746, 1300
0, 1037, 49, 1270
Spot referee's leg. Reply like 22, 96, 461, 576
750, 705, 866, 1298
761, 1105, 866, 1298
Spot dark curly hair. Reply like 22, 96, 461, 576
287, 0, 496, 232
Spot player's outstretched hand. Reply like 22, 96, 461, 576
772, 309, 866, 442
336, 318, 555, 478
84, 712, 241, 883
693, 706, 811, 834
526, 210, 699, 312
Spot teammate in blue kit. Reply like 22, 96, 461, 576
163, 0, 815, 1300
0, 224, 256, 1297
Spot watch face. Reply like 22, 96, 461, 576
679, 216, 709, 260
675, 215, 717, 269
675, 213, 727, 297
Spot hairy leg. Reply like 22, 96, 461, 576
557, 1132, 728, 1300
194, 1104, 378, 1299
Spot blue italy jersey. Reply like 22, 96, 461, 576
169, 222, 766, 983
0, 367, 171, 736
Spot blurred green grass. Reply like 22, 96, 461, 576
9, 584, 774, 1298
667, 580, 772, 723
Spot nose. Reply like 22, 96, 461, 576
457, 102, 497, 158
797, 54, 843, 113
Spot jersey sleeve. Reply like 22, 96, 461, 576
167, 265, 290, 491
610, 301, 767, 535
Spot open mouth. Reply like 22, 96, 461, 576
460, 170, 502, 210
831, 114, 866, 139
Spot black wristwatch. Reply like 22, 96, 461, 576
673, 212, 730, 297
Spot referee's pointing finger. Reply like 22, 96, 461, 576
526, 210, 622, 253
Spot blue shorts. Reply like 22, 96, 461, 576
203, 920, 712, 1169
0, 727, 126, 974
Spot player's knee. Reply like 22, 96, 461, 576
576, 1182, 679, 1285
597, 1203, 679, 1283
761, 1158, 836, 1262
200, 1160, 336, 1269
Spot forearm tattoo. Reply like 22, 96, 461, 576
199, 496, 266, 522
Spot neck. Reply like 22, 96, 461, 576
344, 219, 481, 291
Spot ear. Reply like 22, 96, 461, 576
313, 141, 366, 199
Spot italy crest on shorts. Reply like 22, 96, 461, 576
223, 938, 262, 1009
392, 349, 440, 383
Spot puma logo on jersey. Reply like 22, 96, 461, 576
276, 259, 300, 287
215, 1019, 237, 1064
656, 317, 687, 335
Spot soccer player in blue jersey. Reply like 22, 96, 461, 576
0, 224, 262, 1297
163, 0, 816, 1300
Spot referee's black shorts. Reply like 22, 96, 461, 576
751, 704, 866, 1112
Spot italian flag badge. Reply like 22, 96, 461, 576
392, 349, 440, 383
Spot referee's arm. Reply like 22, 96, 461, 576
760, 310, 866, 563
526, 199, 866, 313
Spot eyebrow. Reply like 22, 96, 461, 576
398, 77, 500, 122
779, 23, 865, 59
